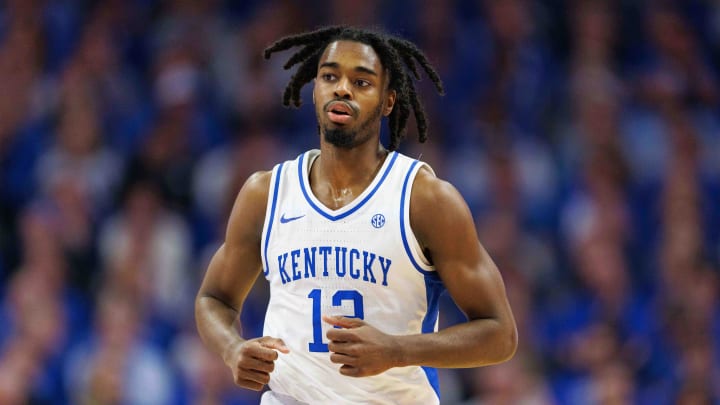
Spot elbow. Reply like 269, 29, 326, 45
465, 316, 518, 367
485, 318, 518, 366
492, 303, 519, 363
194, 289, 210, 319
498, 322, 518, 363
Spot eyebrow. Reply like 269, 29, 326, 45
319, 62, 378, 77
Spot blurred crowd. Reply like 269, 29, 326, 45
0, 0, 718, 404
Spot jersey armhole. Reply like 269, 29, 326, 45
261, 162, 284, 277
400, 161, 435, 274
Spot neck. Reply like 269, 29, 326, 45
315, 141, 388, 189
308, 140, 389, 210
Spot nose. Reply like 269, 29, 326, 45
333, 77, 352, 100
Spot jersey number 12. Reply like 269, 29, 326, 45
308, 289, 364, 352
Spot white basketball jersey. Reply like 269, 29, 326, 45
260, 149, 445, 405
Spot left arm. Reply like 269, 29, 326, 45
325, 167, 517, 376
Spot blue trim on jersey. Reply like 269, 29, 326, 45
298, 151, 399, 221
403, 159, 443, 397
421, 274, 445, 399
399, 160, 434, 275
263, 162, 284, 276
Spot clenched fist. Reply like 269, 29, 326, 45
223, 336, 289, 391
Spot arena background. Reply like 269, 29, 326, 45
0, 0, 719, 403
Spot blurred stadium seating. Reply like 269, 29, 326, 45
0, 1, 718, 403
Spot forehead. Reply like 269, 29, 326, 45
319, 40, 384, 73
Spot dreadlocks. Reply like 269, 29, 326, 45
263, 26, 444, 151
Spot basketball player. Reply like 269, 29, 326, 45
195, 26, 517, 404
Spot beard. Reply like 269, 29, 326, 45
320, 101, 383, 149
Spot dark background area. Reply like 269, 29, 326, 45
0, 0, 718, 403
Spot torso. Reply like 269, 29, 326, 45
259, 149, 443, 405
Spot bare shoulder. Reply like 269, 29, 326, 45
232, 170, 273, 211
410, 166, 467, 216
409, 166, 476, 253
226, 170, 273, 242
240, 170, 273, 200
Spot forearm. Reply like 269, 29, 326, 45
195, 293, 246, 364
396, 317, 517, 369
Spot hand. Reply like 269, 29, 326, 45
223, 336, 289, 391
323, 315, 402, 377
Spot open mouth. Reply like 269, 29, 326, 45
326, 101, 355, 116
326, 101, 355, 124
330, 108, 350, 116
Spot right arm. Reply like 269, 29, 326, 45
195, 171, 288, 391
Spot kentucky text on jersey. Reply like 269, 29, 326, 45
276, 246, 392, 286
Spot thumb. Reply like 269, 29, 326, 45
260, 337, 290, 354
322, 315, 364, 328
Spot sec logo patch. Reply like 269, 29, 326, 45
371, 214, 386, 228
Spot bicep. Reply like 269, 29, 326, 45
411, 174, 512, 321
198, 172, 270, 311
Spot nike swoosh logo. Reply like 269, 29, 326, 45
280, 213, 306, 224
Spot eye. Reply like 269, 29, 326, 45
321, 73, 336, 81
356, 79, 371, 87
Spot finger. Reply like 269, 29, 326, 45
237, 368, 271, 385
247, 344, 280, 362
239, 357, 275, 374
338, 364, 361, 377
236, 378, 265, 391
329, 352, 357, 366
327, 341, 355, 355
326, 327, 356, 342
323, 315, 364, 329
260, 337, 290, 354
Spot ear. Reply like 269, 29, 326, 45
383, 89, 396, 116
312, 79, 316, 105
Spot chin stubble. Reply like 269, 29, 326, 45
320, 101, 384, 149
